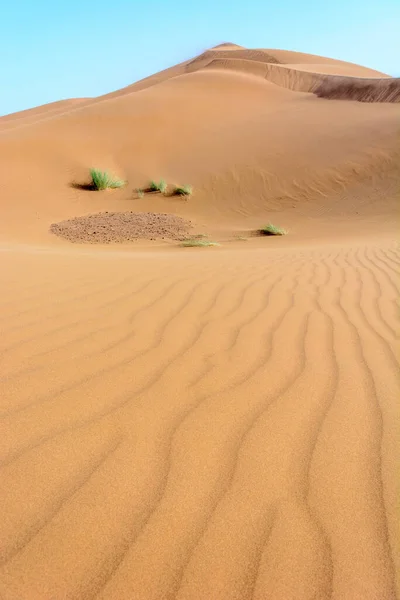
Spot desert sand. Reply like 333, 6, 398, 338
0, 44, 399, 600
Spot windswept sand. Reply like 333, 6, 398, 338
0, 44, 399, 599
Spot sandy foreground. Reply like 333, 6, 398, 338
0, 44, 399, 599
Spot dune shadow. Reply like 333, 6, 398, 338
70, 182, 96, 191
163, 190, 190, 199
314, 77, 400, 103
143, 188, 162, 194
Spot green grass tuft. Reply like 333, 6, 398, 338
259, 223, 287, 236
180, 239, 219, 247
136, 188, 145, 198
149, 179, 168, 193
174, 184, 193, 197
90, 169, 125, 190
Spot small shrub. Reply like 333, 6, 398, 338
259, 223, 287, 236
136, 188, 145, 198
90, 169, 125, 190
174, 184, 193, 197
180, 239, 219, 247
149, 179, 167, 193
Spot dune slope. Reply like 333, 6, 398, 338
0, 72, 398, 242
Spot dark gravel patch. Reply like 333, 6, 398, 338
50, 212, 192, 244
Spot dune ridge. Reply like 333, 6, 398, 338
202, 58, 398, 99
0, 45, 395, 138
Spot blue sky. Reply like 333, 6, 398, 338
1, 0, 399, 116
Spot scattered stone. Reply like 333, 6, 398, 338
50, 212, 192, 244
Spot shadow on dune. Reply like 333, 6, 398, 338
70, 182, 96, 191
314, 77, 400, 102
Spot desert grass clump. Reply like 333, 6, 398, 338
90, 169, 125, 190
149, 179, 168, 193
174, 184, 193, 197
180, 239, 219, 247
259, 223, 287, 236
136, 188, 145, 198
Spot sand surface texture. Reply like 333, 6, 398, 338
0, 44, 399, 599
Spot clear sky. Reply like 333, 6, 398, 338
1, 0, 399, 116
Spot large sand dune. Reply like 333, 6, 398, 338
0, 44, 399, 599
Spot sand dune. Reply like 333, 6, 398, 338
0, 65, 398, 244
0, 43, 399, 599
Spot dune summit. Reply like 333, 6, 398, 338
0, 44, 399, 600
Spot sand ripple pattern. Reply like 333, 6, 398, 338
0, 242, 399, 600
